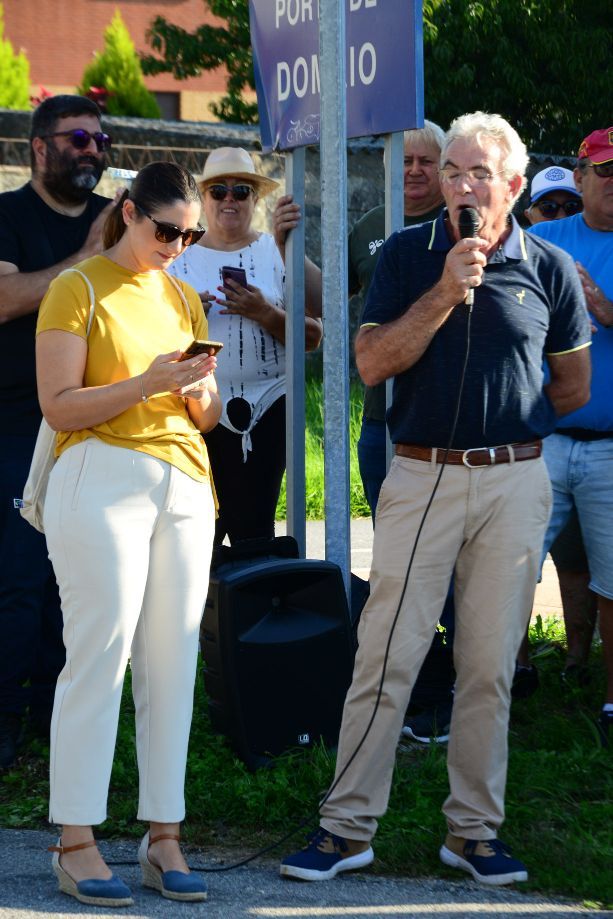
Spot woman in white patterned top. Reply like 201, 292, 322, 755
169, 147, 322, 545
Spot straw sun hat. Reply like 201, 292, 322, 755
198, 147, 279, 198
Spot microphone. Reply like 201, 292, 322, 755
458, 207, 480, 307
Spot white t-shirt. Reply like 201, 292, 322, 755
169, 233, 286, 456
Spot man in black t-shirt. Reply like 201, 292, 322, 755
0, 95, 112, 768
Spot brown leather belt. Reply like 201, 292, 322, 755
395, 440, 542, 468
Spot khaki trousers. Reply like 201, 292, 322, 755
44, 439, 214, 826
321, 453, 551, 841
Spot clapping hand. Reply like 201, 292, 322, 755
576, 262, 613, 328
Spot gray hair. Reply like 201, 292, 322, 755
404, 119, 446, 152
442, 111, 528, 201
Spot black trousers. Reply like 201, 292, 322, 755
205, 396, 286, 546
0, 433, 64, 722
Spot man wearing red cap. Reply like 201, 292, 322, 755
529, 127, 613, 744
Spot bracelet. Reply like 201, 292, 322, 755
140, 374, 148, 403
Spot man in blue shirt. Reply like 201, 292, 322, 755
529, 126, 613, 744
280, 112, 590, 887
515, 165, 591, 694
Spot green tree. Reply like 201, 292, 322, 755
0, 4, 31, 110
423, 0, 612, 154
78, 10, 161, 119
141, 0, 257, 124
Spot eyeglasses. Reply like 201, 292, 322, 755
532, 199, 583, 219
207, 184, 254, 202
133, 203, 205, 247
585, 161, 613, 178
439, 167, 505, 187
41, 129, 112, 153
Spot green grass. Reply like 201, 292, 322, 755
276, 376, 370, 519
1, 616, 611, 908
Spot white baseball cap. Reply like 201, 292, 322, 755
530, 167, 579, 203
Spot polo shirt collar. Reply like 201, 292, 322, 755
428, 210, 528, 261
498, 216, 527, 261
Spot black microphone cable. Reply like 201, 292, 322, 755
313, 212, 480, 819
109, 268, 477, 874
314, 300, 474, 818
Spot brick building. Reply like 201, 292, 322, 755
3, 0, 248, 121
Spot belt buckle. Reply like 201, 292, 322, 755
462, 447, 496, 468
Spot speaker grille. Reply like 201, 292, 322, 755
201, 559, 354, 768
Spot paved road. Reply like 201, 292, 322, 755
276, 519, 563, 620
0, 829, 604, 918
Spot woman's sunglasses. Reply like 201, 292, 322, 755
207, 184, 254, 202
133, 203, 205, 247
532, 199, 583, 219
41, 129, 112, 153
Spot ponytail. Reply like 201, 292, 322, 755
103, 189, 130, 249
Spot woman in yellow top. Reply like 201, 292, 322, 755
36, 162, 219, 906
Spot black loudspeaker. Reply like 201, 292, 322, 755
201, 548, 355, 769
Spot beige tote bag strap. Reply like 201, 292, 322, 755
164, 271, 192, 321
60, 267, 96, 335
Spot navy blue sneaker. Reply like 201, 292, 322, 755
0, 713, 22, 769
511, 663, 540, 701
561, 664, 591, 690
597, 709, 613, 747
440, 835, 528, 885
402, 700, 453, 744
280, 827, 374, 881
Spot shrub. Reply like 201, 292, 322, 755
77, 10, 161, 119
0, 5, 30, 110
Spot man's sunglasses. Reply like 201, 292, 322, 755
586, 161, 613, 179
133, 203, 205, 247
207, 184, 254, 202
41, 129, 112, 153
533, 199, 583, 219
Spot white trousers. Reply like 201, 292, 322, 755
44, 439, 214, 826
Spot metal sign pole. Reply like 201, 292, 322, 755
284, 147, 307, 558
320, 0, 350, 593
384, 132, 405, 471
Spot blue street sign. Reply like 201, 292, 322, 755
249, 0, 423, 151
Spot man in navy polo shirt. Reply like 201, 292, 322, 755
280, 112, 590, 886
529, 126, 613, 743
